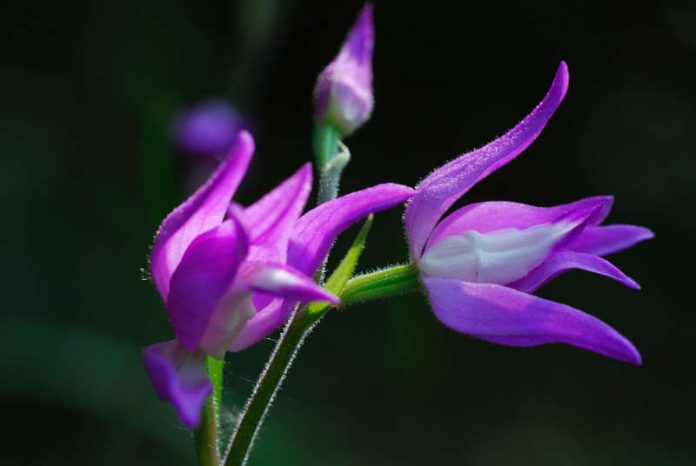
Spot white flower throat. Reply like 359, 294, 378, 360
418, 223, 573, 285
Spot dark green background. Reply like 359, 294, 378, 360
1, 0, 693, 464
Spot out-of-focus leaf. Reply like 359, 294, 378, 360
0, 319, 193, 460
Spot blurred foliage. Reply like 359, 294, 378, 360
1, 0, 694, 464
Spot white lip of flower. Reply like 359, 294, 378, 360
418, 223, 575, 285
201, 289, 256, 359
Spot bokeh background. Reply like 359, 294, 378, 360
2, 0, 694, 464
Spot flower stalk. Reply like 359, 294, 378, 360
340, 264, 420, 308
194, 356, 223, 466
313, 122, 347, 204
222, 307, 320, 466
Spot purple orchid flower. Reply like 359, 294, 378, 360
405, 61, 653, 364
314, 3, 374, 136
144, 130, 414, 427
170, 99, 245, 158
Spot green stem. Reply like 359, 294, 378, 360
313, 122, 345, 204
222, 309, 320, 466
194, 356, 224, 466
312, 122, 340, 168
340, 264, 421, 308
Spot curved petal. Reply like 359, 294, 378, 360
423, 278, 641, 364
151, 131, 254, 300
244, 262, 339, 305
167, 217, 249, 352
229, 299, 294, 352
142, 340, 212, 429
509, 250, 640, 293
405, 62, 570, 258
566, 224, 654, 257
288, 183, 415, 275
427, 197, 613, 250
242, 163, 313, 263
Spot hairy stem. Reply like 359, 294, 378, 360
222, 309, 320, 466
313, 122, 344, 204
340, 264, 420, 307
194, 356, 224, 466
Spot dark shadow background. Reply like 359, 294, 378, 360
1, 0, 693, 464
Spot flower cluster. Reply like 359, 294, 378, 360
143, 3, 651, 431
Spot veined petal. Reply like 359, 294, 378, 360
151, 131, 254, 300
242, 163, 313, 263
566, 224, 654, 256
229, 299, 294, 352
288, 183, 415, 276
142, 340, 212, 429
509, 250, 640, 293
405, 62, 569, 258
423, 278, 641, 364
167, 217, 249, 352
426, 197, 613, 251
243, 262, 339, 305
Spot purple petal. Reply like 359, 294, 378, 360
314, 4, 374, 135
509, 250, 640, 293
142, 340, 212, 429
426, 197, 613, 253
151, 131, 254, 300
243, 262, 339, 305
288, 183, 415, 276
405, 62, 570, 258
242, 163, 313, 264
423, 277, 641, 364
566, 224, 654, 256
167, 217, 249, 352
229, 299, 294, 352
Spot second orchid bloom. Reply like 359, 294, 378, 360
406, 62, 652, 365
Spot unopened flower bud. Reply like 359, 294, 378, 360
313, 4, 374, 137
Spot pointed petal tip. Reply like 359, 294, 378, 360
236, 128, 254, 147
359, 2, 374, 22
556, 60, 570, 92
640, 227, 656, 241
298, 161, 314, 180
345, 2, 374, 57
617, 341, 642, 366
325, 293, 341, 306
584, 333, 641, 365
626, 276, 641, 290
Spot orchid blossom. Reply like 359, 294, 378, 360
143, 130, 414, 427
404, 62, 652, 364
